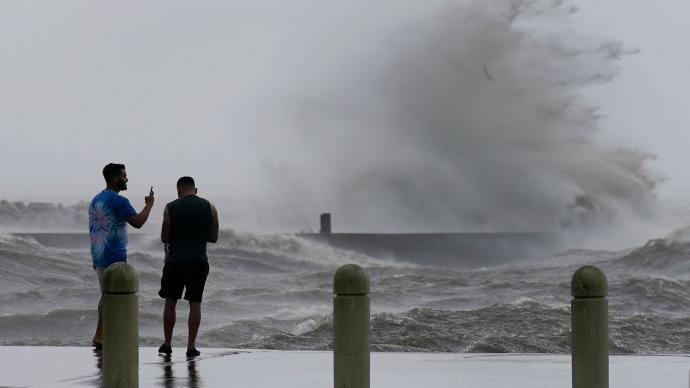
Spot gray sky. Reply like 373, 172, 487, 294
575, 0, 690, 197
1, 1, 688, 240
0, 1, 442, 202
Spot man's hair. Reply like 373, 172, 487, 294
103, 163, 125, 183
177, 176, 195, 188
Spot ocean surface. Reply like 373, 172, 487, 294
0, 230, 688, 353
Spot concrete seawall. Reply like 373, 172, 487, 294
299, 232, 562, 268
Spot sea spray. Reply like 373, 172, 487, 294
253, 0, 662, 248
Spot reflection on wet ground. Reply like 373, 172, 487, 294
3, 347, 687, 388
94, 348, 102, 371
160, 354, 201, 388
92, 348, 203, 388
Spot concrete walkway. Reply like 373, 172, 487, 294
1, 347, 688, 387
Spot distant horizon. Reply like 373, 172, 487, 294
0, 193, 686, 246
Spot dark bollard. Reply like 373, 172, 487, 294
571, 265, 608, 388
102, 262, 139, 388
333, 264, 370, 388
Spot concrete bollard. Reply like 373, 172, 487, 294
102, 262, 139, 388
333, 263, 370, 388
571, 265, 608, 388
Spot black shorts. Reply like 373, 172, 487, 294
158, 261, 209, 303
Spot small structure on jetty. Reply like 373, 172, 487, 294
300, 213, 562, 268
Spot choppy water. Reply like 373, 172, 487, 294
0, 231, 688, 353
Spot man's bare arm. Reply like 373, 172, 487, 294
127, 188, 154, 229
161, 206, 171, 243
208, 203, 219, 243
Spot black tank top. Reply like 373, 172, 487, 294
166, 195, 212, 263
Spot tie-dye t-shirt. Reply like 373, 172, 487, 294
89, 190, 137, 268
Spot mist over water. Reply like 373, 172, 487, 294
247, 0, 664, 247
1, 0, 688, 359
0, 1, 674, 250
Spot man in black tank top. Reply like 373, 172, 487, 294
157, 176, 219, 357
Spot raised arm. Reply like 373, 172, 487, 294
127, 189, 154, 229
208, 203, 219, 243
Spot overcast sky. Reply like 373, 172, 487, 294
575, 0, 690, 197
0, 1, 440, 201
0, 1, 688, 238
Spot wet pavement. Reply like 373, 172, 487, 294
1, 346, 688, 387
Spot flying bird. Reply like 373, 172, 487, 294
482, 64, 493, 80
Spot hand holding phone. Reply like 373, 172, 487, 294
145, 186, 155, 207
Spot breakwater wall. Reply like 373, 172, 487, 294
299, 232, 562, 268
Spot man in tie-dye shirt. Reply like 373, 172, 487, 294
89, 163, 154, 349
